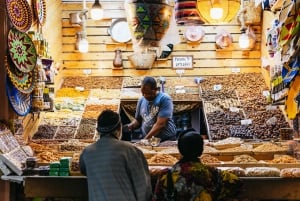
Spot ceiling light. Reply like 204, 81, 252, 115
91, 0, 104, 20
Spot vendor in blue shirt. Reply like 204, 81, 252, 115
126, 76, 177, 141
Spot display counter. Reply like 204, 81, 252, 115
2, 175, 300, 200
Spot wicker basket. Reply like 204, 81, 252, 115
128, 52, 156, 69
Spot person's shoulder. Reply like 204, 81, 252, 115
81, 142, 97, 154
117, 140, 139, 150
159, 92, 172, 101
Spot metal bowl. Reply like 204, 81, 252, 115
149, 137, 161, 147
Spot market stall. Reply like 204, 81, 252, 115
1, 0, 300, 200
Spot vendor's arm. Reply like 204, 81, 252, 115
127, 98, 143, 130
144, 116, 168, 139
127, 118, 141, 130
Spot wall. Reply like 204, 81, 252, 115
60, 0, 262, 78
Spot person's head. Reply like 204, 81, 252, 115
96, 109, 122, 139
141, 76, 158, 101
178, 129, 204, 159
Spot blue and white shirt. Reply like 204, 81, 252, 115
136, 92, 176, 141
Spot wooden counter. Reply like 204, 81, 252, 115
3, 176, 300, 200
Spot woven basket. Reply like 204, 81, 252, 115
128, 53, 156, 69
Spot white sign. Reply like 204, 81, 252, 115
241, 119, 252, 125
231, 68, 240, 73
172, 56, 193, 69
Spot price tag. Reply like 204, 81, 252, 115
213, 84, 222, 91
266, 105, 278, 110
83, 69, 92, 75
262, 90, 270, 97
230, 107, 240, 112
231, 68, 241, 73
241, 119, 252, 125
176, 89, 186, 94
75, 86, 84, 91
175, 69, 185, 75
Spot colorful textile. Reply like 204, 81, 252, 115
152, 161, 242, 201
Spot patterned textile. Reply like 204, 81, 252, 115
152, 161, 242, 201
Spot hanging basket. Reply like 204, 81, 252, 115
128, 52, 156, 69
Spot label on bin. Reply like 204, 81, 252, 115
241, 119, 252, 125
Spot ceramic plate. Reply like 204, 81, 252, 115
108, 19, 131, 43
33, 0, 46, 25
5, 56, 36, 94
6, 76, 32, 116
8, 28, 37, 73
6, 0, 32, 32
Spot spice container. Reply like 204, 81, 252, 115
25, 157, 38, 169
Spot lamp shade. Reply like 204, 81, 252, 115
210, 7, 223, 19
239, 33, 250, 49
76, 32, 89, 53
124, 0, 173, 48
78, 38, 89, 53
197, 0, 240, 23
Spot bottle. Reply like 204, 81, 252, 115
113, 49, 123, 68
43, 86, 53, 111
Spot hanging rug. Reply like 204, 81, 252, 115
5, 55, 36, 94
6, 76, 32, 116
8, 28, 37, 73
285, 75, 300, 119
5, 0, 32, 32
33, 0, 46, 25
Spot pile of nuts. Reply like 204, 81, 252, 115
202, 73, 290, 140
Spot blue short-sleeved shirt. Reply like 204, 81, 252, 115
135, 92, 176, 141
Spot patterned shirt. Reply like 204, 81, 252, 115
136, 92, 176, 141
80, 135, 152, 201
152, 160, 242, 201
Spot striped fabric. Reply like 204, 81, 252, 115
80, 136, 152, 201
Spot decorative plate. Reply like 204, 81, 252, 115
6, 76, 32, 116
184, 26, 205, 42
6, 0, 32, 32
8, 28, 37, 73
33, 0, 46, 25
108, 19, 131, 43
5, 56, 36, 94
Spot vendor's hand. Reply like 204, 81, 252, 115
122, 124, 131, 133
124, 124, 133, 131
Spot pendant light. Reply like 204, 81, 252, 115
210, 0, 223, 20
91, 0, 104, 20
76, 32, 89, 53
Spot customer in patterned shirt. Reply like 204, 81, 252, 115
152, 129, 243, 201
79, 109, 152, 201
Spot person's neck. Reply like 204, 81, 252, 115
179, 156, 200, 163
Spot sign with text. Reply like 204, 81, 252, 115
172, 56, 193, 69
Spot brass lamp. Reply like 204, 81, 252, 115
197, 0, 240, 23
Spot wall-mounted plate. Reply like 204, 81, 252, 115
108, 19, 131, 43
